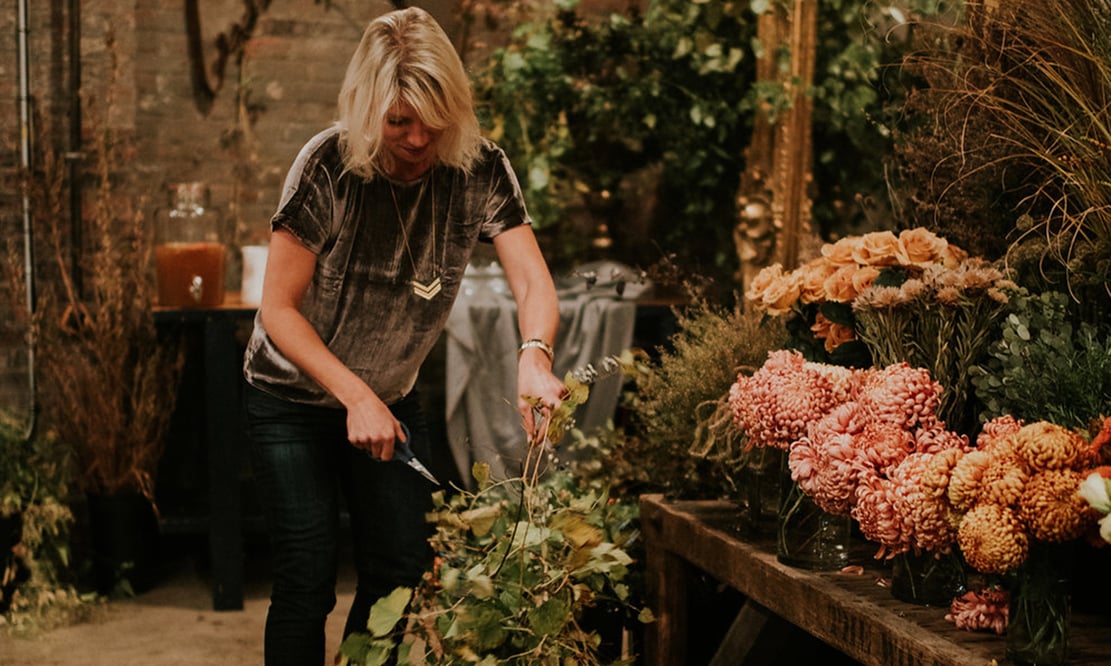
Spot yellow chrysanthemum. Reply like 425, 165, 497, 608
1018, 469, 1098, 543
979, 457, 1028, 507
1012, 421, 1092, 472
957, 504, 1029, 574
948, 450, 990, 511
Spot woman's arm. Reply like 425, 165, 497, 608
259, 229, 403, 458
493, 225, 566, 435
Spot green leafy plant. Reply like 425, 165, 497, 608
472, 1, 757, 276
971, 290, 1111, 430
0, 412, 89, 634
338, 372, 651, 665
473, 0, 946, 282
624, 291, 787, 499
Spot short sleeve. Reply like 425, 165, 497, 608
269, 129, 341, 254
478, 144, 531, 241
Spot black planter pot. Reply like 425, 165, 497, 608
86, 492, 161, 596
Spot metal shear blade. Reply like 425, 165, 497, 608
389, 422, 441, 486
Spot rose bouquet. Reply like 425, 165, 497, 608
745, 228, 969, 367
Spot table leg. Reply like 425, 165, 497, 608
642, 499, 689, 666
204, 314, 244, 610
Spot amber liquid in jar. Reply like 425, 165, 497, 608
155, 242, 227, 307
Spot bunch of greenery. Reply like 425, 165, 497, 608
338, 376, 650, 665
472, 0, 946, 281
971, 290, 1111, 430
0, 412, 87, 633
892, 0, 1111, 312
472, 0, 757, 276
624, 293, 787, 499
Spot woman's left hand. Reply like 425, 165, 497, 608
516, 350, 567, 439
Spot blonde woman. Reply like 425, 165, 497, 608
242, 7, 565, 664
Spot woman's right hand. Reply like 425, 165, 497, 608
345, 391, 405, 460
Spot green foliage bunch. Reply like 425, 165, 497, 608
626, 295, 787, 499
0, 413, 85, 633
339, 374, 650, 666
971, 290, 1111, 430
473, 0, 948, 278
473, 0, 758, 274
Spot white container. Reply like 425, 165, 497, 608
240, 245, 269, 307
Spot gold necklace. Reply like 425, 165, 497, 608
387, 173, 442, 300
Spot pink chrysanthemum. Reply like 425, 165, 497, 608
856, 421, 915, 473
853, 474, 913, 559
856, 363, 942, 431
790, 432, 869, 515
946, 588, 1009, 634
891, 453, 959, 553
975, 415, 1023, 451
729, 350, 847, 450
913, 420, 970, 455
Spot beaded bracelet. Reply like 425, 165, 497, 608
517, 338, 554, 362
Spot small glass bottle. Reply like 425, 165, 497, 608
155, 182, 226, 307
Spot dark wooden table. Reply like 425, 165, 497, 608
640, 494, 1110, 665
154, 295, 256, 611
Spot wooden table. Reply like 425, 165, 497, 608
154, 295, 256, 611
640, 494, 1110, 665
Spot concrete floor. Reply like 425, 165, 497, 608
0, 535, 356, 666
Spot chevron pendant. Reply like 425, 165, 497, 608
410, 276, 442, 300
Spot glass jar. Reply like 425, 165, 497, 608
155, 182, 226, 308
776, 455, 852, 570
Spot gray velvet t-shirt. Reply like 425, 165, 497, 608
243, 127, 529, 407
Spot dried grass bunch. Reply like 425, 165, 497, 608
894, 0, 1111, 309
10, 124, 182, 503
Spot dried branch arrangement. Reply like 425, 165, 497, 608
9, 122, 182, 503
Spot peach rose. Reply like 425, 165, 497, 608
811, 312, 857, 353
746, 263, 785, 309
760, 272, 803, 315
798, 258, 838, 304
897, 228, 949, 266
821, 237, 860, 266
823, 264, 863, 302
851, 266, 881, 295
746, 263, 802, 315
941, 243, 969, 269
852, 231, 902, 267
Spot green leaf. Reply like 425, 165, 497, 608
528, 594, 571, 636
367, 587, 411, 637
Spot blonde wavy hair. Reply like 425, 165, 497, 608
336, 7, 482, 179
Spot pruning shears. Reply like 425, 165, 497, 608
367, 421, 440, 486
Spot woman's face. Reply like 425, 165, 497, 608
381, 99, 442, 179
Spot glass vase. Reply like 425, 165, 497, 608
891, 550, 967, 606
739, 447, 784, 534
1006, 542, 1073, 666
776, 456, 851, 570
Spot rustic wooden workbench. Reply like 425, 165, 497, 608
640, 494, 1110, 665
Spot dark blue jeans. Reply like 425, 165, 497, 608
244, 384, 435, 666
